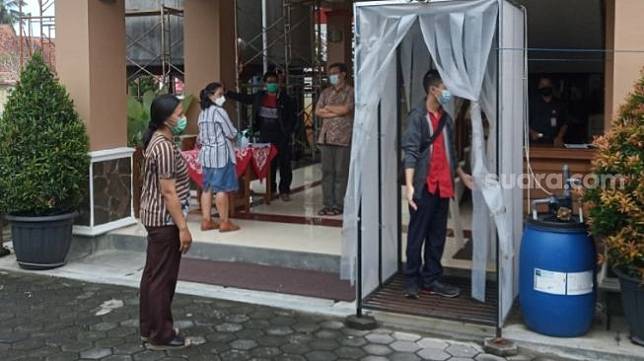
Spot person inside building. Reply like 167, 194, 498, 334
529, 76, 569, 147
197, 82, 241, 233
315, 63, 355, 216
226, 71, 297, 201
401, 70, 474, 300
139, 94, 192, 350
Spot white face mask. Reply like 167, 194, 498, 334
214, 96, 226, 107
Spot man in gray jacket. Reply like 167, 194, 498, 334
401, 70, 474, 299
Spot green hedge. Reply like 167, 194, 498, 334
0, 53, 89, 216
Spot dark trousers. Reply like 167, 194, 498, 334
404, 187, 450, 289
262, 134, 293, 194
320, 144, 350, 209
140, 226, 182, 345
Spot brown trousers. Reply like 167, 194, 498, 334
140, 225, 182, 344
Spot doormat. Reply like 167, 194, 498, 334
179, 258, 355, 302
364, 272, 497, 326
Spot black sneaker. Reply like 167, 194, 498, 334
426, 281, 461, 298
404, 285, 420, 299
146, 335, 188, 351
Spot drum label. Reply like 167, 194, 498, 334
534, 268, 594, 296
566, 271, 594, 295
534, 268, 567, 295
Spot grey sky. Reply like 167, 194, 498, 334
24, 0, 54, 16
13, 0, 55, 36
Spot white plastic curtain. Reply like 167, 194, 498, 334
343, 1, 521, 322
340, 5, 418, 283
400, 23, 433, 111
417, 0, 504, 304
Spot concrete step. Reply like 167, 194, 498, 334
105, 231, 341, 273
66, 220, 342, 274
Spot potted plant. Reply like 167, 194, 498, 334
0, 53, 89, 270
584, 69, 644, 346
127, 89, 156, 218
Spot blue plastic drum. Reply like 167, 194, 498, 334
519, 217, 596, 337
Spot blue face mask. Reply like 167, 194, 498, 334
329, 74, 339, 86
437, 89, 452, 105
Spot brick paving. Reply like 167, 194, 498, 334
0, 271, 558, 361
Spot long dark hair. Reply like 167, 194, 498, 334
143, 94, 181, 149
200, 82, 223, 110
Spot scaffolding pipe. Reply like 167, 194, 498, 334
125, 6, 184, 93
234, 0, 326, 157
234, 0, 242, 129
283, 1, 292, 91
18, 0, 56, 69
262, 0, 269, 74
18, 1, 23, 68
160, 6, 166, 88
314, 0, 323, 159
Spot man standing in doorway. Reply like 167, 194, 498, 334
529, 76, 569, 147
315, 63, 354, 216
227, 72, 297, 201
402, 70, 474, 299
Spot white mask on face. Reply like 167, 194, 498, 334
214, 96, 226, 107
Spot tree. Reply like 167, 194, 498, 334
0, 52, 90, 216
584, 68, 644, 282
0, 0, 26, 25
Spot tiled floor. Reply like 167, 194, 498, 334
250, 184, 342, 221
117, 163, 485, 270
0, 271, 551, 361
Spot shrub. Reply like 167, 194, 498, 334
0, 53, 90, 216
584, 69, 644, 282
127, 90, 156, 147
127, 89, 194, 148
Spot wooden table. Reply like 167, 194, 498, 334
181, 145, 278, 218
230, 161, 272, 217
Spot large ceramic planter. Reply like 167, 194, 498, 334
615, 268, 644, 346
4, 212, 77, 270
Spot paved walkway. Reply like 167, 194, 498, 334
0, 270, 559, 361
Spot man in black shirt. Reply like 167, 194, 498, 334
529, 76, 568, 146
226, 72, 298, 201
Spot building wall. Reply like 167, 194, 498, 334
125, 0, 184, 66
183, 0, 237, 131
56, 0, 127, 151
235, 0, 313, 69
123, 0, 313, 71
604, 0, 644, 126
517, 0, 604, 74
0, 84, 12, 115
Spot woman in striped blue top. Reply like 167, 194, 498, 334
197, 82, 240, 233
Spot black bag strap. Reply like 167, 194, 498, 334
399, 113, 448, 184
427, 113, 448, 146
417, 113, 447, 155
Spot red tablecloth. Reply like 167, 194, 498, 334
181, 144, 278, 187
